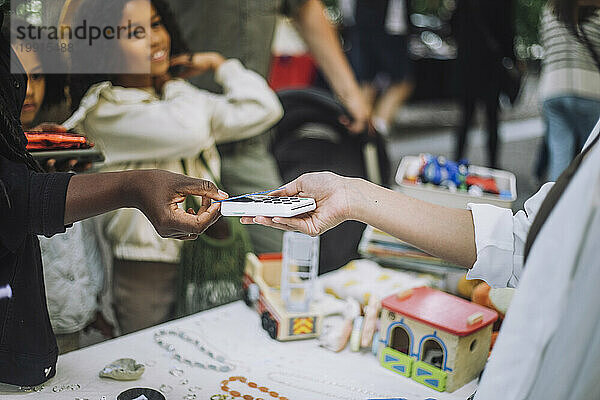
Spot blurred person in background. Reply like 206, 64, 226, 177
539, 0, 600, 181
66, 0, 282, 334
344, 0, 415, 135
12, 39, 65, 132
453, 0, 515, 168
168, 0, 370, 254
7, 20, 114, 354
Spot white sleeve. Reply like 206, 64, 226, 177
466, 183, 554, 288
210, 59, 284, 144
81, 80, 215, 164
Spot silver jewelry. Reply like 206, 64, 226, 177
52, 383, 81, 392
17, 385, 44, 392
159, 384, 173, 394
180, 378, 189, 385
267, 371, 386, 400
154, 329, 233, 372
169, 367, 184, 377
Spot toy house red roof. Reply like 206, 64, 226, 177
382, 287, 498, 336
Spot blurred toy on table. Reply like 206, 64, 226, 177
242, 252, 323, 341
404, 154, 510, 197
396, 154, 517, 209
318, 259, 433, 305
315, 259, 433, 354
413, 154, 469, 192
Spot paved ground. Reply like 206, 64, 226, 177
387, 73, 544, 212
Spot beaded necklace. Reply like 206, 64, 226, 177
221, 376, 290, 400
153, 329, 233, 372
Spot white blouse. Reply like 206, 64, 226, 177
466, 183, 553, 288
470, 119, 600, 399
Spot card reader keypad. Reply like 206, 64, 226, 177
232, 195, 304, 204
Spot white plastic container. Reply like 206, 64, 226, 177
395, 156, 517, 209
281, 232, 319, 313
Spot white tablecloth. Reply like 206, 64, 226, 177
1, 302, 477, 400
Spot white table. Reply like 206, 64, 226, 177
1, 302, 477, 400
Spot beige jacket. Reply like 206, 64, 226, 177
65, 59, 283, 263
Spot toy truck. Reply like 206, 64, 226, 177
242, 253, 322, 341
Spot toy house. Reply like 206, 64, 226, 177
377, 287, 498, 392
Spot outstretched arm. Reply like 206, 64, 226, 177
293, 0, 369, 133
350, 177, 477, 268
242, 172, 477, 268
65, 170, 227, 240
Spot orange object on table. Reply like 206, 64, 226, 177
466, 175, 499, 194
471, 282, 494, 310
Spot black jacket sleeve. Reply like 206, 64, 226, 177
0, 155, 72, 253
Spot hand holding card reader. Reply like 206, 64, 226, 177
221, 195, 316, 217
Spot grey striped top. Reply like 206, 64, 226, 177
539, 6, 600, 101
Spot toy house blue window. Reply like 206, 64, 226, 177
390, 325, 411, 355
385, 319, 415, 356
420, 338, 445, 370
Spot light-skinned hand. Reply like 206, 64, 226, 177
339, 92, 371, 134
240, 172, 353, 236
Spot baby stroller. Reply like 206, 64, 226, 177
271, 88, 390, 274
